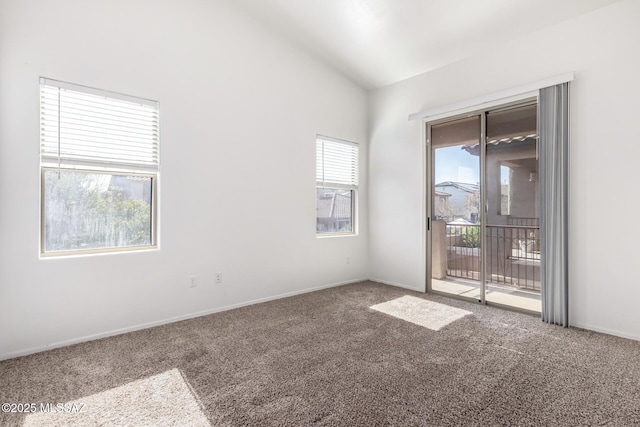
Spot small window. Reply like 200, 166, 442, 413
40, 78, 159, 256
315, 135, 358, 235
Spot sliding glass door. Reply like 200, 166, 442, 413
428, 115, 484, 302
427, 101, 541, 313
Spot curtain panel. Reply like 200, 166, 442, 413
539, 83, 570, 326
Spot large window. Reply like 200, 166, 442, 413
315, 135, 358, 235
40, 78, 159, 255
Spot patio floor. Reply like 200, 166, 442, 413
432, 276, 541, 313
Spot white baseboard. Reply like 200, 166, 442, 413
569, 321, 640, 342
369, 277, 424, 293
0, 278, 367, 361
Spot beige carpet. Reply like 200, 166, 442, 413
2, 281, 640, 426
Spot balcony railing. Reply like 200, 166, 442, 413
446, 223, 540, 292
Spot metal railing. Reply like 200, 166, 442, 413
507, 216, 540, 227
446, 224, 540, 291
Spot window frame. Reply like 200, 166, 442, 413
39, 78, 160, 257
315, 135, 359, 237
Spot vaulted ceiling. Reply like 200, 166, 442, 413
233, 0, 621, 89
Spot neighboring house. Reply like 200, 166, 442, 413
434, 190, 452, 221
316, 189, 352, 233
434, 181, 479, 223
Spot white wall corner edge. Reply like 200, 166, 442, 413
0, 277, 368, 361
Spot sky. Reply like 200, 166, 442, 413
434, 146, 479, 185
434, 146, 512, 186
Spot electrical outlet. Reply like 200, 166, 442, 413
189, 275, 197, 288
215, 273, 222, 284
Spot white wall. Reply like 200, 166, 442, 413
369, 0, 640, 340
0, 0, 368, 359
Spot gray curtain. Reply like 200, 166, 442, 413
539, 83, 569, 326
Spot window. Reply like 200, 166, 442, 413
315, 135, 358, 235
40, 78, 159, 255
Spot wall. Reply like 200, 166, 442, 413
369, 0, 640, 340
0, 0, 368, 359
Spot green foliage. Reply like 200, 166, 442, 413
460, 225, 480, 248
44, 171, 151, 251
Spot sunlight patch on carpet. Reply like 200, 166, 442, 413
23, 368, 211, 427
370, 295, 472, 331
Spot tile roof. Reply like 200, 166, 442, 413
434, 182, 479, 193
317, 190, 352, 219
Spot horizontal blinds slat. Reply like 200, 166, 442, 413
316, 136, 358, 187
41, 108, 158, 133
41, 129, 158, 148
40, 146, 158, 162
40, 81, 159, 170
41, 126, 157, 143
41, 102, 156, 129
41, 145, 158, 159
40, 138, 158, 155
40, 105, 158, 134
41, 105, 158, 129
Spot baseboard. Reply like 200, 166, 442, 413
569, 321, 640, 342
369, 277, 424, 293
0, 277, 367, 361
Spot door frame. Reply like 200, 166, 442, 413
425, 97, 538, 312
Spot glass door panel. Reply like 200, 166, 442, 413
429, 116, 483, 302
484, 104, 541, 312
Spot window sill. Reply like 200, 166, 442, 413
316, 233, 358, 239
40, 245, 158, 259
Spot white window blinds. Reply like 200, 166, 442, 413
316, 135, 358, 188
40, 78, 159, 171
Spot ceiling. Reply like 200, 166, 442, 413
233, 0, 621, 89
